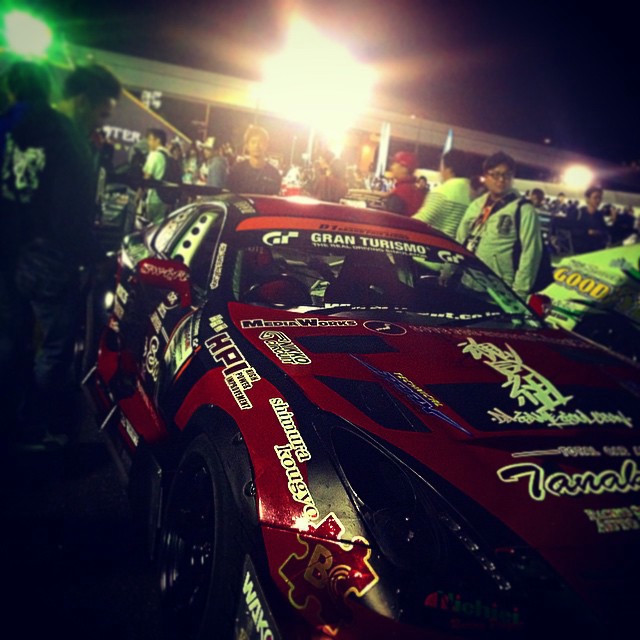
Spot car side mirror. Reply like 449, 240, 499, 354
528, 293, 551, 319
137, 257, 192, 308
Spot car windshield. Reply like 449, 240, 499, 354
229, 222, 540, 329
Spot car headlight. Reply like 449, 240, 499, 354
328, 426, 512, 589
315, 418, 592, 633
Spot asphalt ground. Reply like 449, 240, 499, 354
1, 395, 164, 640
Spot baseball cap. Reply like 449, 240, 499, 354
392, 151, 417, 172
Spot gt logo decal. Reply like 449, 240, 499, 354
262, 231, 300, 246
278, 513, 379, 626
437, 250, 464, 264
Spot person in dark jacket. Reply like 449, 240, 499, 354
311, 157, 348, 203
227, 125, 281, 195
0, 62, 120, 449
571, 186, 609, 254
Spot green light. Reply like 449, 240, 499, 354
4, 10, 53, 57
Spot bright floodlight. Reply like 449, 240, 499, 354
4, 10, 53, 57
562, 165, 595, 191
261, 17, 375, 137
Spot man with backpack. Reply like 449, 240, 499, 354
456, 151, 550, 299
143, 128, 181, 223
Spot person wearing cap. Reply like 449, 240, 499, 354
413, 149, 471, 238
384, 151, 424, 216
227, 125, 281, 195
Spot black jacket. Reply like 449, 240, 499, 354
1, 101, 98, 270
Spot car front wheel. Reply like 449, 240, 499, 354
158, 433, 248, 639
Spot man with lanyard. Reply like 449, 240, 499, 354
456, 151, 542, 299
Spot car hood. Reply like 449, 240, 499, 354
228, 304, 640, 604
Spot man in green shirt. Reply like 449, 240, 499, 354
413, 149, 470, 238
456, 151, 542, 299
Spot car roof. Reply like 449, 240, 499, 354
232, 195, 455, 241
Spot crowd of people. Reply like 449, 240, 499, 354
2, 58, 639, 451
130, 124, 638, 258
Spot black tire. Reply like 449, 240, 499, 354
158, 433, 250, 640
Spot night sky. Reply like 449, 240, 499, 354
26, 0, 640, 163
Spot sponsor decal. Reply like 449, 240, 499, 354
150, 311, 162, 334
143, 335, 160, 382
363, 320, 406, 335
270, 398, 311, 463
115, 282, 129, 305
488, 408, 633, 429
139, 262, 189, 282
512, 446, 601, 458
553, 267, 610, 299
234, 200, 257, 215
278, 513, 379, 626
120, 414, 139, 447
259, 331, 311, 364
236, 556, 280, 640
274, 444, 318, 522
437, 249, 465, 264
240, 318, 357, 329
410, 325, 584, 347
604, 445, 632, 456
156, 290, 179, 320
584, 505, 640, 534
146, 292, 177, 342
419, 311, 502, 321
209, 242, 227, 289
317, 222, 411, 240
459, 337, 634, 430
512, 445, 637, 458
497, 459, 640, 501
423, 591, 522, 629
270, 397, 316, 522
262, 230, 300, 246
205, 315, 260, 410
310, 232, 428, 256
352, 356, 471, 435
458, 338, 572, 412
164, 312, 198, 379
113, 298, 125, 320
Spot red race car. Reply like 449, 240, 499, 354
85, 194, 640, 639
